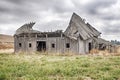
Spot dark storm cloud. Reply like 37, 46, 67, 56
108, 28, 120, 34
102, 22, 120, 35
0, 0, 117, 19
72, 0, 117, 15
0, 0, 33, 24
0, 0, 73, 14
100, 14, 120, 21
0, 0, 73, 24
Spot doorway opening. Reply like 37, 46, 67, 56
37, 41, 46, 52
89, 43, 92, 52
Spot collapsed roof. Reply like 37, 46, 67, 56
15, 22, 40, 35
64, 13, 101, 40
93, 38, 113, 45
15, 13, 101, 40
15, 22, 63, 37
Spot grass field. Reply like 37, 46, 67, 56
0, 53, 120, 80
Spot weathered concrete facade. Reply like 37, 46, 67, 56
14, 13, 113, 54
14, 32, 80, 54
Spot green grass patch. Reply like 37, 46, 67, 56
0, 53, 120, 80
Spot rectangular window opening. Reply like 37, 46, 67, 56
66, 43, 70, 48
19, 43, 22, 47
29, 43, 32, 48
51, 43, 55, 48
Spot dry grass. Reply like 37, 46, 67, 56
89, 46, 120, 56
0, 43, 14, 49
0, 42, 14, 53
35, 51, 75, 56
90, 49, 99, 55
0, 49, 14, 53
0, 45, 14, 54
0, 34, 14, 43
0, 34, 14, 52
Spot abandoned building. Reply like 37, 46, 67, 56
14, 13, 114, 54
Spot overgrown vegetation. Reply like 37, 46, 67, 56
0, 53, 120, 80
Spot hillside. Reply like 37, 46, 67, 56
0, 34, 14, 43
0, 34, 14, 49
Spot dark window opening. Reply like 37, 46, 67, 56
37, 41, 46, 52
29, 43, 32, 48
51, 43, 55, 48
66, 43, 70, 48
19, 43, 22, 47
89, 43, 92, 52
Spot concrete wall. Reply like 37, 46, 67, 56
36, 37, 78, 54
14, 35, 90, 54
78, 38, 93, 54
14, 36, 37, 53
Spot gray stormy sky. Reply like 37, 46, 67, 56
0, 0, 120, 41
